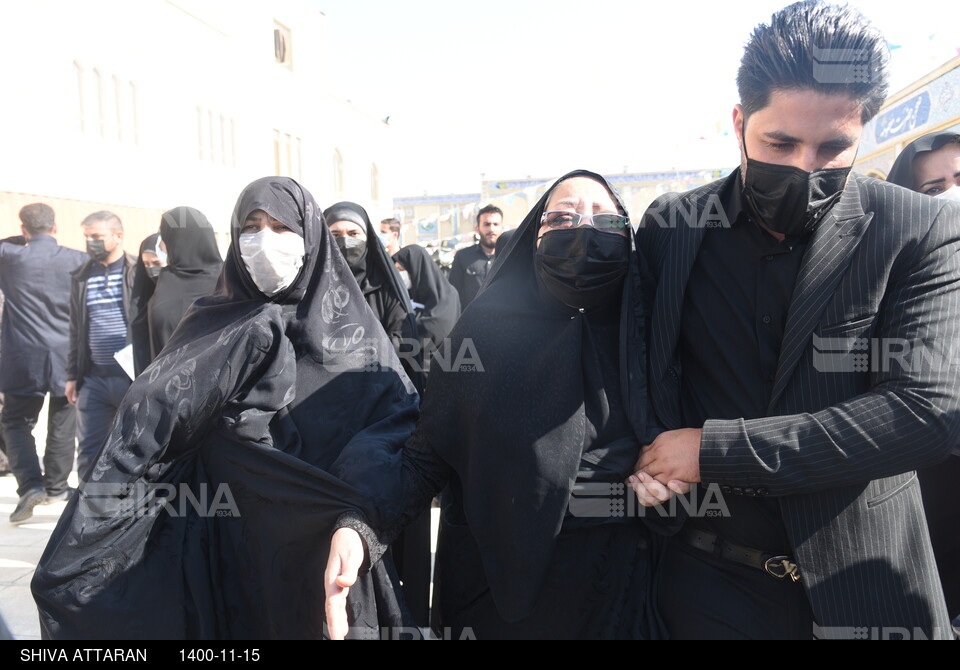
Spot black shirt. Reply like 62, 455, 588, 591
679, 180, 809, 552
449, 243, 495, 308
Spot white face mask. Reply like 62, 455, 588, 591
239, 228, 305, 297
398, 269, 412, 291
935, 187, 960, 204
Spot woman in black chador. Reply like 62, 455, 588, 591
323, 201, 424, 394
326, 170, 671, 639
393, 243, 461, 378
32, 177, 419, 639
887, 130, 960, 628
146, 206, 223, 362
130, 232, 163, 377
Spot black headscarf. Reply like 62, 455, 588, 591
147, 207, 222, 360
393, 244, 461, 352
404, 169, 652, 620
33, 177, 420, 639
323, 201, 424, 393
887, 131, 960, 189
130, 233, 162, 377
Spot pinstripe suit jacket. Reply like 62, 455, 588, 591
637, 170, 960, 638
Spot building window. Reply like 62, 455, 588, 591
93, 67, 106, 138
129, 81, 139, 145
113, 74, 124, 141
274, 21, 292, 70
273, 130, 301, 179
371, 163, 379, 202
333, 149, 344, 195
197, 106, 206, 160
208, 109, 218, 164
73, 60, 86, 133
75, 63, 138, 144
197, 106, 236, 166
230, 118, 238, 167
295, 137, 302, 180
220, 113, 229, 167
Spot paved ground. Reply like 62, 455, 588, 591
0, 398, 67, 640
0, 398, 439, 640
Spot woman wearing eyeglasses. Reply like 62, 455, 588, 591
325, 170, 670, 639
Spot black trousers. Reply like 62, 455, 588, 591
919, 456, 960, 620
658, 539, 815, 640
1, 393, 76, 497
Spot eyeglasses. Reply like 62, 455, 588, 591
540, 210, 629, 232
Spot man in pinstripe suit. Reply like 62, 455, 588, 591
631, 1, 960, 639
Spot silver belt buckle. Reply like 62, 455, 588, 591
764, 556, 801, 582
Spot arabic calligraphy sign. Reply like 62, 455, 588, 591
875, 91, 931, 144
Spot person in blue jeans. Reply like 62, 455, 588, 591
64, 211, 136, 482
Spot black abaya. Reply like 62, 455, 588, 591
32, 177, 419, 639
346, 170, 665, 639
148, 207, 222, 360
130, 233, 161, 377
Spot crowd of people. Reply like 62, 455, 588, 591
0, 0, 958, 641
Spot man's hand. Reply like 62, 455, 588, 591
324, 527, 364, 640
65, 381, 78, 405
635, 428, 703, 485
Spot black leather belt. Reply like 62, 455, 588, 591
682, 527, 801, 582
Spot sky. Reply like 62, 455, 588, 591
310, 0, 960, 196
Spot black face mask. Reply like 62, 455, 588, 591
535, 227, 630, 310
147, 265, 162, 281
741, 120, 852, 237
86, 239, 110, 263
335, 236, 367, 269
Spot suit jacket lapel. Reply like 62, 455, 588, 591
767, 178, 873, 412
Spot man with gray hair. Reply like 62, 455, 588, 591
65, 211, 137, 481
0, 204, 87, 523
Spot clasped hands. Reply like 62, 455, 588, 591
627, 428, 702, 506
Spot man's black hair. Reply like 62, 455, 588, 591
18, 203, 55, 235
738, 1, 889, 124
476, 204, 503, 226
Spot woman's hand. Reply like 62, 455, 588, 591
627, 471, 692, 507
324, 527, 365, 640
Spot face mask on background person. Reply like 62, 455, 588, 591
86, 239, 110, 263
398, 270, 412, 291
534, 227, 630, 310
335, 236, 367, 268
740, 119, 852, 237
147, 265, 162, 280
239, 227, 305, 297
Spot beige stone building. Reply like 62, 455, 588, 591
0, 0, 395, 253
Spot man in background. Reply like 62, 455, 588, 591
449, 204, 503, 308
0, 204, 87, 523
379, 217, 402, 257
65, 211, 137, 481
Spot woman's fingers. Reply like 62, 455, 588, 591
629, 472, 673, 507
324, 528, 364, 640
